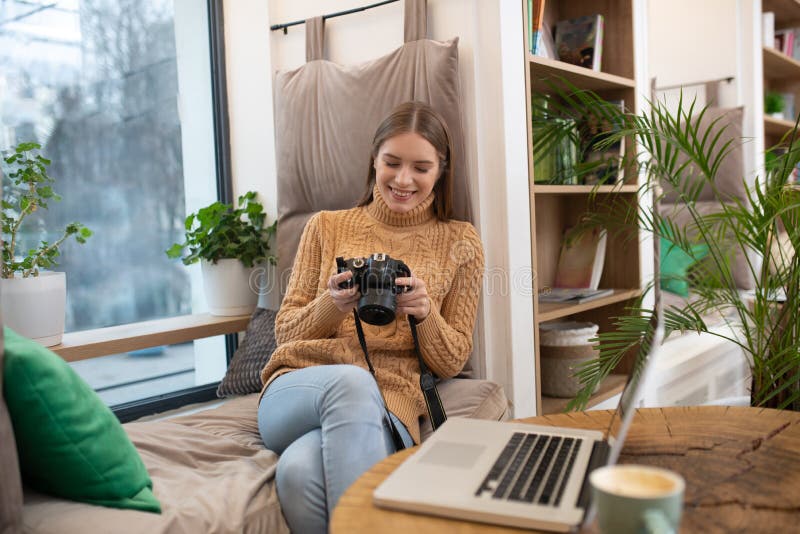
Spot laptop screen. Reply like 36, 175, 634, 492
602, 191, 664, 464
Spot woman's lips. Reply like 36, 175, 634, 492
390, 187, 415, 201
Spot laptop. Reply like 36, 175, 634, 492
373, 235, 664, 532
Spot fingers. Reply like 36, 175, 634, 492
395, 276, 430, 321
329, 270, 353, 289
396, 296, 431, 321
328, 271, 359, 313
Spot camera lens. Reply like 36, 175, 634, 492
357, 288, 397, 325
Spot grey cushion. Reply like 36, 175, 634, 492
1, 318, 24, 534
661, 107, 747, 204
419, 378, 509, 442
217, 308, 278, 397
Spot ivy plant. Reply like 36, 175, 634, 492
166, 191, 277, 268
1, 142, 92, 279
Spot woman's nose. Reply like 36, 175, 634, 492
395, 165, 413, 186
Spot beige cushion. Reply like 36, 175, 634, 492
661, 107, 747, 204
22, 396, 287, 534
419, 378, 509, 442
273, 1, 475, 375
1, 326, 25, 534
273, 2, 472, 288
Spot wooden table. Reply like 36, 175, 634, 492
331, 407, 800, 533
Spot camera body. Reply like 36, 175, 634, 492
336, 253, 411, 326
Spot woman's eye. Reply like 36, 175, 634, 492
415, 167, 430, 173
385, 162, 400, 168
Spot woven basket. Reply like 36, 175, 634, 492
540, 321, 600, 398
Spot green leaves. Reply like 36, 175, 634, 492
542, 80, 800, 411
165, 191, 277, 268
1, 141, 92, 278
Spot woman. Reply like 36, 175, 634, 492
258, 101, 484, 533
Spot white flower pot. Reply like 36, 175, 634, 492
1, 272, 66, 346
200, 259, 258, 316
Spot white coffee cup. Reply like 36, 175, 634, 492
589, 464, 685, 534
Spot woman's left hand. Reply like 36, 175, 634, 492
395, 275, 431, 322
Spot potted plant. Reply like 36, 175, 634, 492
765, 91, 786, 119
166, 191, 277, 316
535, 83, 800, 411
1, 142, 92, 346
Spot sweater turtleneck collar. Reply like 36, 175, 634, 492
365, 184, 436, 227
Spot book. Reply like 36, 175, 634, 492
554, 14, 604, 71
793, 28, 800, 60
553, 227, 607, 289
785, 30, 795, 56
530, 0, 546, 55
540, 22, 556, 59
763, 12, 775, 49
775, 29, 793, 54
538, 287, 614, 304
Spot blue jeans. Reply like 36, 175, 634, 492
258, 364, 413, 534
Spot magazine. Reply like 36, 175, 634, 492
538, 287, 614, 304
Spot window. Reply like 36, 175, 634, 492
1, 0, 232, 417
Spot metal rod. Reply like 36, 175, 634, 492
270, 0, 399, 33
655, 76, 734, 92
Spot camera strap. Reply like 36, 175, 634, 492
352, 310, 407, 452
408, 316, 447, 432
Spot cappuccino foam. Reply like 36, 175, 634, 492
592, 466, 680, 498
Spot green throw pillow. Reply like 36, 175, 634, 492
660, 236, 710, 297
2, 327, 161, 513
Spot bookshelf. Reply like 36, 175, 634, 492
523, 0, 641, 415
762, 1, 800, 147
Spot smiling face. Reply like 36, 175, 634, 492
374, 131, 441, 214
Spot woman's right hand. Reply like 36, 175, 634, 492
328, 271, 360, 313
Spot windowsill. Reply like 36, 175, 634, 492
51, 313, 251, 362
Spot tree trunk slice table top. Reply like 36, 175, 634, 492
330, 407, 800, 533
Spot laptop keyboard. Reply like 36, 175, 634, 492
475, 432, 583, 507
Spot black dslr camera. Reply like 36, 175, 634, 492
336, 253, 411, 326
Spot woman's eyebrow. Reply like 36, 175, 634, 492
383, 152, 435, 164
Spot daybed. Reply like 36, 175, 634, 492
1, 323, 508, 534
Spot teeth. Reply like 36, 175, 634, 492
392, 188, 414, 198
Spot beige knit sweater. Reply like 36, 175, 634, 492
260, 186, 484, 444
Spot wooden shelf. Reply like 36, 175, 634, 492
765, 115, 798, 138
763, 46, 800, 80
764, 0, 800, 27
532, 184, 639, 194
51, 313, 251, 362
541, 374, 627, 414
537, 289, 641, 323
529, 54, 636, 92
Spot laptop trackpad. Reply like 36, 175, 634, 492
418, 441, 487, 469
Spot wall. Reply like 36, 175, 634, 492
647, 0, 761, 183
223, 0, 538, 416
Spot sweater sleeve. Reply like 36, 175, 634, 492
415, 224, 485, 378
274, 213, 348, 344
